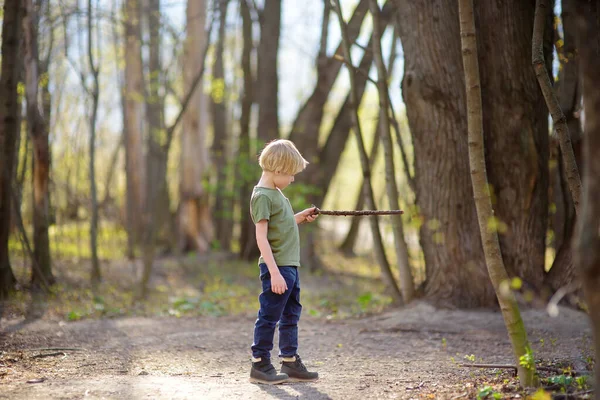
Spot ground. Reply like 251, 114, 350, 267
1, 299, 593, 399
0, 247, 595, 400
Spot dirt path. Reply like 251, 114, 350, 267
0, 302, 592, 399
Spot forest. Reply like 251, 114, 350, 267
0, 0, 599, 398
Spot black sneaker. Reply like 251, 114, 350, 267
250, 358, 289, 384
280, 355, 319, 382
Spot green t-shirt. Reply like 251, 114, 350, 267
250, 186, 300, 267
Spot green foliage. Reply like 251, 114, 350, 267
5, 246, 391, 322
575, 375, 588, 389
464, 354, 476, 362
356, 292, 373, 310
518, 346, 535, 372
547, 375, 573, 387
529, 389, 552, 400
476, 386, 502, 400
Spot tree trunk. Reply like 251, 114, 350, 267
146, 0, 175, 254
334, 0, 403, 304
0, 0, 23, 297
369, 0, 415, 303
256, 0, 281, 142
140, 0, 177, 296
545, 0, 582, 298
459, 0, 537, 387
476, 0, 550, 289
179, 0, 213, 253
123, 0, 146, 258
533, 0, 581, 214
87, 0, 101, 285
574, 1, 600, 395
395, 0, 495, 307
24, 0, 55, 289
211, 0, 232, 251
238, 0, 259, 261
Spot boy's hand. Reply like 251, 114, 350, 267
271, 272, 288, 294
296, 207, 319, 224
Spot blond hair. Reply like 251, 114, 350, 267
258, 139, 308, 175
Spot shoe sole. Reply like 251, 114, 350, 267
286, 377, 319, 383
249, 377, 289, 385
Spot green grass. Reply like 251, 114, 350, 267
5, 223, 392, 322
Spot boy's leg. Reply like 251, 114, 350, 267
250, 265, 297, 384
278, 267, 301, 358
278, 269, 319, 382
251, 265, 294, 360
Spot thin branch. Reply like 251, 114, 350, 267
532, 0, 581, 212
352, 41, 373, 54
165, 16, 216, 147
332, 54, 377, 85
389, 107, 415, 192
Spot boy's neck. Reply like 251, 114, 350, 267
257, 172, 276, 189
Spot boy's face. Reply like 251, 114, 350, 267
274, 172, 295, 190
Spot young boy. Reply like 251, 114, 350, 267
249, 139, 320, 385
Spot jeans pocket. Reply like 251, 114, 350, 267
259, 264, 271, 280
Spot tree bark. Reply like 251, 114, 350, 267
459, 0, 537, 387
574, 1, 600, 394
476, 0, 550, 289
532, 0, 581, 213
334, 0, 403, 304
139, 0, 168, 296
256, 0, 281, 142
147, 0, 175, 255
179, 0, 213, 253
238, 0, 259, 261
369, 0, 414, 303
123, 0, 146, 258
546, 0, 582, 298
0, 0, 23, 297
86, 0, 101, 285
24, 0, 55, 289
395, 0, 495, 307
211, 0, 232, 250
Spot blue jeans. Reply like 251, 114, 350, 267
251, 264, 302, 360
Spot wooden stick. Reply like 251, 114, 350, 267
312, 206, 403, 216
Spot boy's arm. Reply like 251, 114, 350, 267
255, 220, 288, 294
